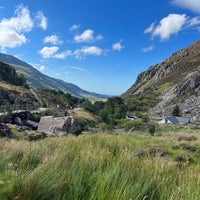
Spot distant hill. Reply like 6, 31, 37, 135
122, 40, 200, 121
0, 53, 108, 101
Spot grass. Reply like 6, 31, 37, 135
0, 126, 200, 200
0, 81, 29, 94
68, 109, 97, 122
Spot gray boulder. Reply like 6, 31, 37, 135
37, 116, 84, 136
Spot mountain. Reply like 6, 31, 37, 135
122, 40, 200, 121
0, 53, 108, 101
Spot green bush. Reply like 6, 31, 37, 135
149, 125, 156, 136
172, 105, 181, 117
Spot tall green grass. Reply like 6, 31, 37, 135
0, 129, 200, 200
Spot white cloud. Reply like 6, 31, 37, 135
141, 45, 154, 52
56, 73, 61, 76
171, 0, 200, 13
187, 16, 200, 27
0, 6, 4, 9
31, 63, 46, 71
112, 40, 124, 51
39, 46, 72, 59
53, 50, 72, 59
63, 66, 90, 73
145, 14, 187, 41
74, 29, 103, 43
43, 35, 63, 45
144, 23, 155, 34
74, 46, 103, 59
39, 46, 59, 58
36, 11, 47, 30
0, 5, 33, 48
0, 46, 7, 53
0, 5, 48, 49
69, 24, 80, 32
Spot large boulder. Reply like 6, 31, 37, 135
37, 116, 84, 136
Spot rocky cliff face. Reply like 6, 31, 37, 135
0, 62, 19, 85
0, 62, 39, 111
122, 40, 200, 121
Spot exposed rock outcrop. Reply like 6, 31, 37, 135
0, 62, 39, 111
122, 40, 200, 121
0, 110, 38, 130
0, 62, 19, 85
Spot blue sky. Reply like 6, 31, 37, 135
0, 0, 200, 95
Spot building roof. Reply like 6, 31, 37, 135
166, 116, 190, 124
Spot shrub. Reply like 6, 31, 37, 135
149, 125, 156, 136
172, 105, 181, 117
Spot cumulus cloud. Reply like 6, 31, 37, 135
74, 46, 103, 59
145, 14, 187, 41
39, 46, 72, 59
74, 29, 103, 43
69, 24, 80, 32
171, 0, 200, 13
0, 5, 33, 48
39, 46, 59, 58
112, 40, 124, 51
0, 4, 48, 49
141, 45, 154, 52
36, 11, 47, 30
43, 35, 63, 45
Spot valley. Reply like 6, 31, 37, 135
0, 39, 199, 200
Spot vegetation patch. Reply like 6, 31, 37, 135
0, 127, 200, 199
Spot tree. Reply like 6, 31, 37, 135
97, 97, 128, 125
17, 73, 30, 89
82, 99, 94, 113
172, 105, 181, 117
93, 101, 105, 115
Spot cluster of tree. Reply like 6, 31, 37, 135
42, 89, 84, 108
84, 97, 128, 125
17, 73, 30, 89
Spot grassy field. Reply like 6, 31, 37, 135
0, 125, 200, 200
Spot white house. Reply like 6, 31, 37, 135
158, 116, 190, 125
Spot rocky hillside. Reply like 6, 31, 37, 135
0, 62, 20, 85
0, 62, 39, 111
0, 53, 108, 101
122, 40, 200, 121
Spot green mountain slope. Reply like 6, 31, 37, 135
0, 53, 108, 101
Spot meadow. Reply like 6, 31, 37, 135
0, 125, 200, 200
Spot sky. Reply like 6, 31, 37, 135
0, 0, 200, 95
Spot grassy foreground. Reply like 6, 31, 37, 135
0, 126, 200, 200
